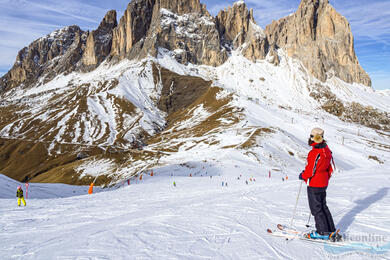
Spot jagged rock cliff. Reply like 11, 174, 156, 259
216, 1, 255, 48
1, 0, 372, 91
82, 10, 117, 70
110, 0, 155, 59
110, 0, 226, 66
0, 26, 87, 91
265, 0, 371, 86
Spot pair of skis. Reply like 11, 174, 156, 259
267, 224, 344, 246
267, 224, 390, 253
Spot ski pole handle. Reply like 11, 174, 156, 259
290, 181, 303, 228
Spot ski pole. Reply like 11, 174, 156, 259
290, 181, 303, 228
306, 213, 311, 228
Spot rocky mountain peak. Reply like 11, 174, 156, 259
298, 0, 329, 8
265, 0, 371, 86
1, 0, 372, 91
98, 10, 117, 30
0, 25, 86, 91
82, 10, 117, 70
110, 0, 225, 66
156, 0, 208, 16
216, 1, 255, 48
110, 0, 155, 59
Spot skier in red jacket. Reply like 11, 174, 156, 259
299, 128, 340, 241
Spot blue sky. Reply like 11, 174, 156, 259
0, 0, 389, 90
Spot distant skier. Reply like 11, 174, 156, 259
16, 186, 26, 207
299, 128, 340, 241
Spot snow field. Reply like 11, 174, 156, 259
1, 160, 389, 259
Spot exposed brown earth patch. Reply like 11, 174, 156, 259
310, 84, 390, 130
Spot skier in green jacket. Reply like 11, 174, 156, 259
17, 186, 26, 206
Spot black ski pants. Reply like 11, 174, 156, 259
307, 186, 336, 234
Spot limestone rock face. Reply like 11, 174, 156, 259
111, 0, 226, 66
111, 0, 156, 59
216, 1, 255, 48
265, 0, 371, 86
156, 0, 208, 15
151, 8, 226, 66
82, 10, 117, 70
0, 26, 87, 91
241, 21, 269, 62
149, 0, 226, 66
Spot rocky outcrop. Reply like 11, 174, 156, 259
152, 8, 226, 66
111, 0, 155, 59
216, 1, 255, 48
111, 0, 226, 66
265, 0, 371, 86
310, 83, 389, 130
155, 0, 208, 15
0, 26, 87, 91
82, 10, 117, 70
241, 21, 269, 62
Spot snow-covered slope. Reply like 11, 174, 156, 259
1, 48, 389, 184
146, 49, 390, 173
1, 161, 389, 259
1, 43, 390, 259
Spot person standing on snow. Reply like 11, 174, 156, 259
16, 186, 26, 207
299, 128, 340, 241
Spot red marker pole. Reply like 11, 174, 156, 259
25, 183, 29, 199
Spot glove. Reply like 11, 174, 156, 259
299, 171, 304, 180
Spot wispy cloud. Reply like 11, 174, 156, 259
332, 1, 390, 43
0, 0, 126, 74
17, 0, 101, 24
334, 0, 390, 90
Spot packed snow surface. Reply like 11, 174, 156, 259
1, 162, 389, 259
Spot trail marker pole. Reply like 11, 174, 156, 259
25, 183, 29, 199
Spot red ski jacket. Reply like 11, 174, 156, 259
302, 142, 333, 188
